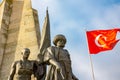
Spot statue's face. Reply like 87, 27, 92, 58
56, 39, 65, 47
22, 50, 30, 59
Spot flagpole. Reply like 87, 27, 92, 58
84, 28, 96, 80
88, 54, 95, 80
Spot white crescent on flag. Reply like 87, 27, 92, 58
87, 28, 120, 54
95, 34, 107, 47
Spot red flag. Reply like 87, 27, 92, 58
86, 28, 120, 54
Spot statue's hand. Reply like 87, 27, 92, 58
56, 64, 65, 80
56, 63, 62, 70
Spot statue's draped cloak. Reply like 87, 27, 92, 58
44, 46, 73, 80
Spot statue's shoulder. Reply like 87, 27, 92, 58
13, 60, 25, 64
11, 60, 21, 67
63, 49, 70, 57
13, 60, 20, 64
47, 46, 55, 50
64, 49, 69, 53
46, 46, 56, 54
47, 46, 55, 49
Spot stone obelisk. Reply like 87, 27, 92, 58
0, 0, 41, 79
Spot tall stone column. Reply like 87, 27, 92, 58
0, 0, 41, 79
0, 0, 12, 71
14, 0, 41, 61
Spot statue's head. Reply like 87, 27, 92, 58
53, 34, 66, 48
21, 48, 30, 59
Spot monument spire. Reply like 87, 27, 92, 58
39, 8, 51, 55
24, 0, 32, 10
36, 8, 51, 80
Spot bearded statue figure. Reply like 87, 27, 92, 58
44, 34, 78, 80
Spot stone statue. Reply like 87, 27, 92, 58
33, 60, 46, 80
34, 9, 51, 80
43, 34, 78, 80
8, 48, 35, 80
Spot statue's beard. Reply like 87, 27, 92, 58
57, 45, 65, 48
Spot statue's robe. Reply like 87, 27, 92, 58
44, 46, 74, 80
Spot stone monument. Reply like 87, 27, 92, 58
0, 0, 50, 79
0, 0, 78, 80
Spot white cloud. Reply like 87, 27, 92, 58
90, 4, 120, 29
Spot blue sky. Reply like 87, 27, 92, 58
1, 0, 120, 80
31, 0, 120, 80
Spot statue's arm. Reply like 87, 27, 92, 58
49, 58, 65, 79
49, 59, 61, 69
44, 47, 61, 69
8, 62, 16, 80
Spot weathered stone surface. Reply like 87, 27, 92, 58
0, 0, 41, 80
0, 0, 10, 72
